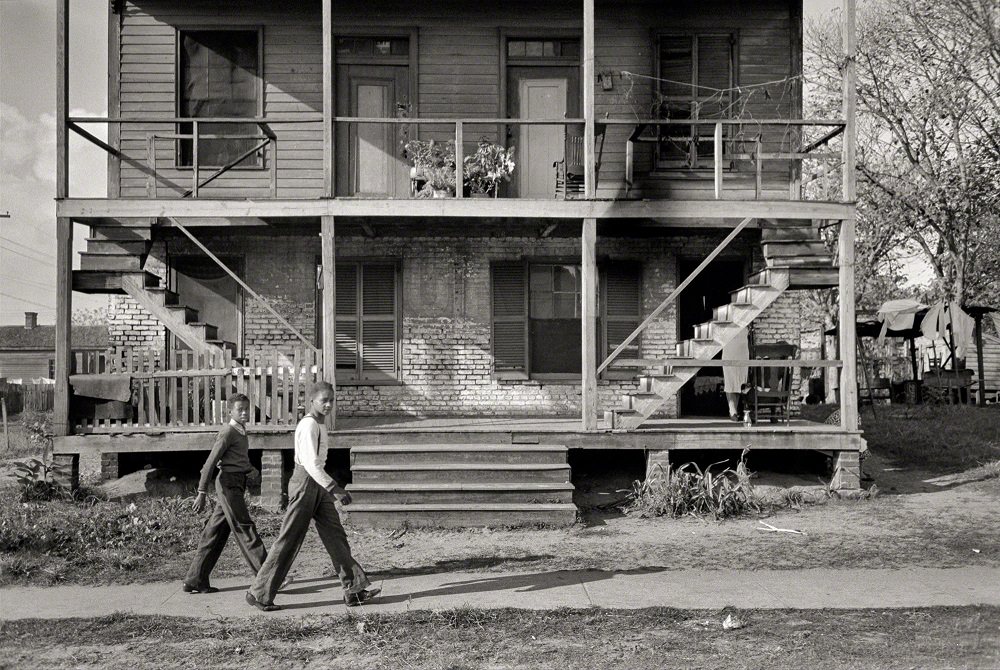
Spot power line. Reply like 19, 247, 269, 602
0, 291, 56, 310
0, 235, 55, 257
0, 245, 57, 268
0, 274, 54, 291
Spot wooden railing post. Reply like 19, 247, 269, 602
191, 120, 200, 198
581, 218, 598, 429
455, 120, 464, 199
322, 0, 334, 197
713, 121, 723, 199
839, 0, 859, 432
321, 215, 337, 428
583, 0, 596, 198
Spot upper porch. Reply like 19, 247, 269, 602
56, 0, 855, 223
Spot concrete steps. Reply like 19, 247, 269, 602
344, 444, 577, 528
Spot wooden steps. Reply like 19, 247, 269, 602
761, 218, 837, 288
344, 444, 577, 528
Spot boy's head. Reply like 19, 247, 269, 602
228, 393, 250, 424
308, 382, 335, 418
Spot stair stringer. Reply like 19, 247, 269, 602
615, 268, 791, 430
120, 274, 227, 359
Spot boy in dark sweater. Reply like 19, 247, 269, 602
182, 393, 267, 593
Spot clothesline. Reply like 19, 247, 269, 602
619, 70, 802, 94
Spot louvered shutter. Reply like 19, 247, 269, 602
492, 262, 528, 378
335, 264, 359, 379
602, 263, 642, 378
360, 264, 398, 380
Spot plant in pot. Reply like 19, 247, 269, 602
463, 139, 515, 197
404, 139, 456, 198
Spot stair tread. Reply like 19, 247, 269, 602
345, 503, 577, 511
348, 482, 575, 491
352, 463, 570, 471
351, 444, 567, 453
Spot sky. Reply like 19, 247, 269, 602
0, 0, 848, 326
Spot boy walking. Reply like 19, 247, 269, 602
183, 393, 267, 593
246, 381, 380, 611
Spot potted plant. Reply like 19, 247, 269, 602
463, 139, 515, 197
404, 139, 456, 198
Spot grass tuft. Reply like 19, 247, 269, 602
623, 449, 762, 520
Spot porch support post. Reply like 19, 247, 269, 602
582, 0, 596, 198
974, 315, 986, 406
54, 217, 73, 437
838, 0, 859, 431
56, 0, 69, 198
581, 217, 598, 429
321, 215, 337, 428
322, 0, 334, 197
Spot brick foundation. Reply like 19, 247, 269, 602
51, 454, 79, 491
260, 449, 290, 510
830, 450, 861, 490
100, 452, 120, 481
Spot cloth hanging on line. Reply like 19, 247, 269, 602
876, 299, 926, 343
721, 327, 749, 393
919, 301, 976, 359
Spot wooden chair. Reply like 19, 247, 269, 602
749, 341, 797, 424
554, 125, 605, 199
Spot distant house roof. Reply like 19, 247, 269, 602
0, 325, 109, 351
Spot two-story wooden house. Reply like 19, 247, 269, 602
51, 0, 863, 525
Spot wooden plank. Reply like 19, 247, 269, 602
56, 0, 69, 197
581, 218, 597, 430
58, 198, 856, 221
247, 350, 256, 426
454, 121, 464, 199
291, 347, 301, 421
840, 0, 859, 432
321, 215, 336, 428
323, 0, 333, 197
615, 358, 844, 368
583, 0, 596, 198
54, 218, 72, 437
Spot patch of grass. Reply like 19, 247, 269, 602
623, 449, 762, 519
2, 607, 998, 669
862, 405, 1000, 471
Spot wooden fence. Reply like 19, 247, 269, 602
0, 381, 55, 414
72, 347, 322, 434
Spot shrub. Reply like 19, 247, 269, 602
622, 449, 762, 520
5, 458, 69, 502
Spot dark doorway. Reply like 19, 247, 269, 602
678, 256, 746, 416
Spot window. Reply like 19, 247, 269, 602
178, 29, 261, 168
507, 39, 580, 61
656, 33, 735, 169
335, 262, 399, 382
336, 37, 409, 58
491, 262, 642, 378
48, 359, 55, 379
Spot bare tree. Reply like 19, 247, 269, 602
807, 0, 1000, 307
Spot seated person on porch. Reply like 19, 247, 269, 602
723, 327, 750, 422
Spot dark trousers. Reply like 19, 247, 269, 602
249, 465, 370, 604
184, 471, 267, 588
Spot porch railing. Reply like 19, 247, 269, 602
72, 347, 321, 434
66, 115, 846, 202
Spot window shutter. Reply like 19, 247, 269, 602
335, 265, 359, 377
360, 264, 398, 380
491, 262, 528, 377
602, 263, 642, 375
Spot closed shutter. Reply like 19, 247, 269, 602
602, 263, 642, 377
491, 262, 528, 378
359, 264, 398, 380
335, 265, 360, 379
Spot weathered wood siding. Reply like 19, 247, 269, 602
118, 0, 799, 200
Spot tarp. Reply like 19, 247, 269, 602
877, 299, 926, 344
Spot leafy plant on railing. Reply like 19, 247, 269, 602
404, 139, 456, 197
622, 449, 761, 520
463, 140, 515, 196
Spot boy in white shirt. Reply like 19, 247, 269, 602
246, 382, 380, 611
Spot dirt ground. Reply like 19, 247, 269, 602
2, 607, 998, 669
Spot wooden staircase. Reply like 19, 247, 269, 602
608, 218, 838, 430
343, 444, 578, 528
72, 220, 235, 359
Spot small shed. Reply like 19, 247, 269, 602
0, 312, 109, 380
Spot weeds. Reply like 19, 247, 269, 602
623, 449, 762, 520
5, 458, 69, 502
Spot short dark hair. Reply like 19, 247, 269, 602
228, 393, 250, 407
309, 381, 334, 398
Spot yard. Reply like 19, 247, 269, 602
2, 607, 998, 669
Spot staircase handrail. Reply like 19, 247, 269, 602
596, 216, 755, 375
166, 216, 320, 355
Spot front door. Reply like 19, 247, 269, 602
678, 257, 746, 417
336, 64, 410, 197
508, 64, 579, 199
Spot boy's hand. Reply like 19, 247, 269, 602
335, 491, 353, 506
192, 492, 207, 513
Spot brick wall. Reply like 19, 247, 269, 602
105, 225, 817, 418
